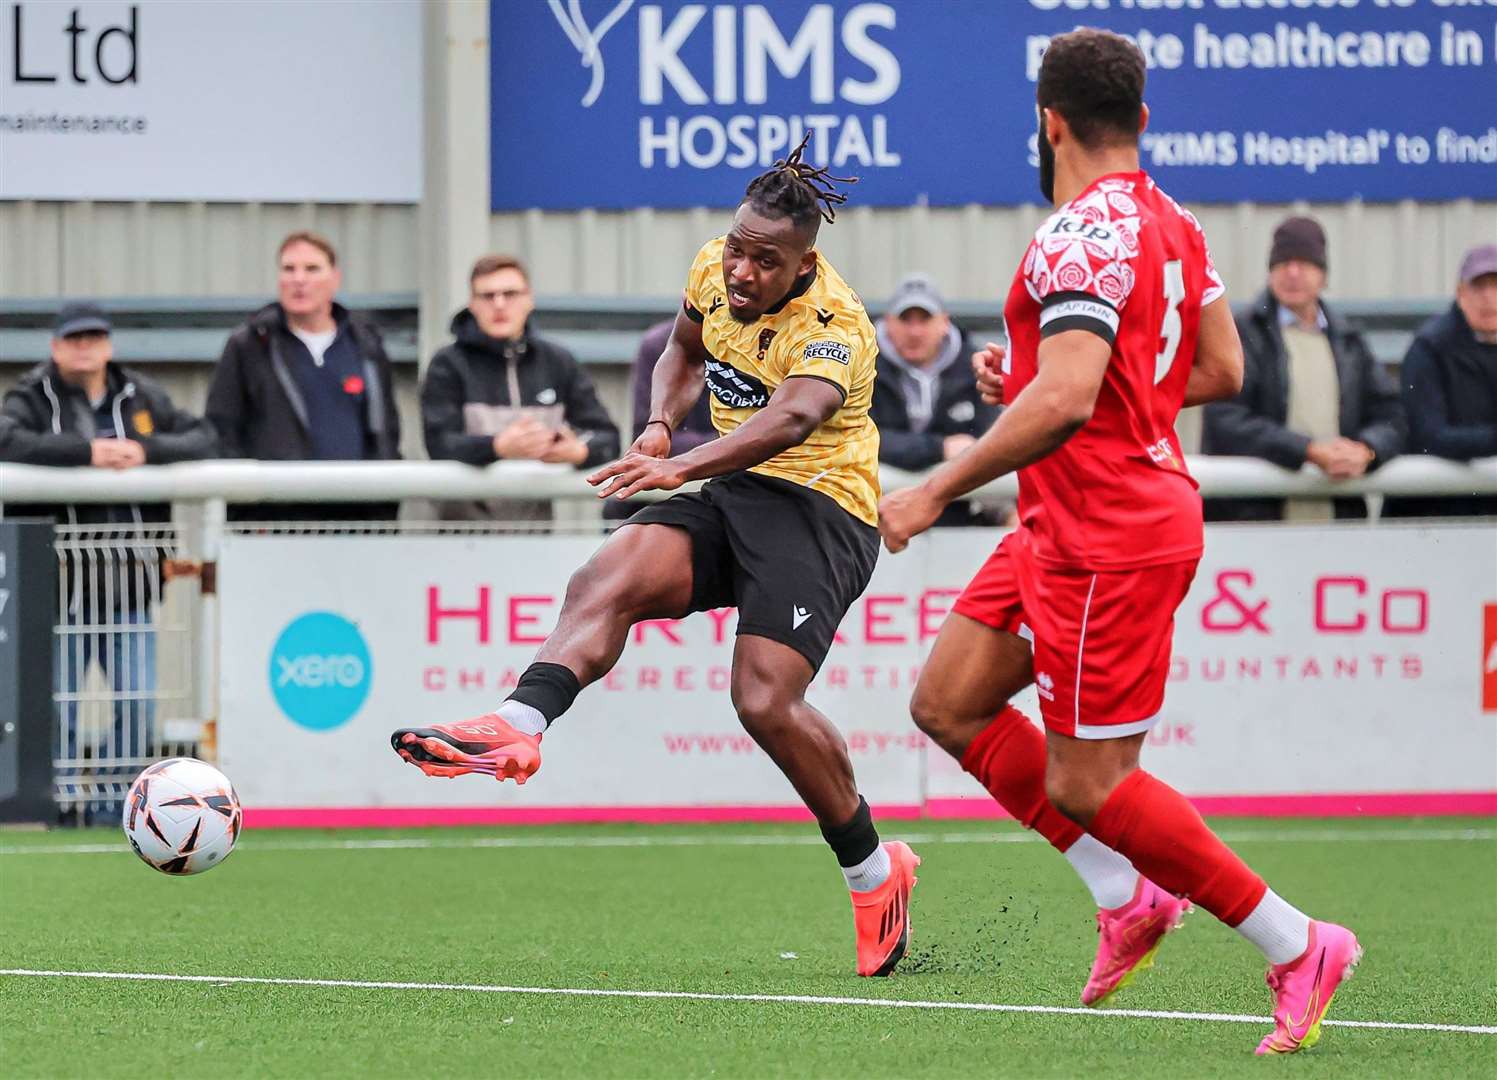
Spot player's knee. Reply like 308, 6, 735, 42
909, 683, 958, 743
730, 682, 800, 748
565, 556, 644, 618
562, 558, 604, 607
731, 683, 779, 733
1044, 764, 1106, 826
909, 681, 986, 760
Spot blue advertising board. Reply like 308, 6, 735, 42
492, 1, 1497, 210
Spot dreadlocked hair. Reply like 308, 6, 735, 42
743, 133, 857, 232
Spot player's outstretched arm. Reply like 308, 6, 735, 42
878, 331, 1109, 552
591, 376, 842, 500
672, 375, 842, 479
1184, 297, 1245, 408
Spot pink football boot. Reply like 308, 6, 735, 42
1256, 920, 1363, 1055
1082, 877, 1192, 1007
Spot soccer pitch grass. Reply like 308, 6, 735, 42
2, 817, 1493, 1079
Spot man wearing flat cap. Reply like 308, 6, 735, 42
1203, 215, 1406, 521
1386, 243, 1497, 518
871, 273, 1003, 526
0, 302, 217, 820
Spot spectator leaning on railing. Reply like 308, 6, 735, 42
420, 254, 620, 521
205, 230, 401, 522
1386, 244, 1497, 519
1202, 215, 1406, 521
871, 273, 1003, 526
0, 302, 217, 821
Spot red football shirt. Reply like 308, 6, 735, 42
1001, 170, 1225, 572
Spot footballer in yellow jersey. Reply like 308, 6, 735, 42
591, 142, 887, 677
396, 138, 918, 981
680, 234, 880, 526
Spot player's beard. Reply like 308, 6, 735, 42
1037, 114, 1056, 204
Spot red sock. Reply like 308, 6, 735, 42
960, 706, 1084, 853
1087, 769, 1267, 926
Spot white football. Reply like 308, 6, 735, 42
122, 758, 243, 875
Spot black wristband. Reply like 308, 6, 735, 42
645, 418, 673, 436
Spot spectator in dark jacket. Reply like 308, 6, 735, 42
205, 231, 400, 522
421, 255, 620, 520
1202, 216, 1406, 521
872, 273, 1002, 526
0, 302, 216, 819
1387, 244, 1497, 518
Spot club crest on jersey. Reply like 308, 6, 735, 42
803, 340, 850, 365
757, 328, 777, 363
705, 357, 770, 409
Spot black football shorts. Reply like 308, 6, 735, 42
625, 470, 879, 671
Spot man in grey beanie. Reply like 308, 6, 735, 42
1202, 215, 1405, 521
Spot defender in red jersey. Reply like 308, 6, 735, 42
879, 29, 1359, 1053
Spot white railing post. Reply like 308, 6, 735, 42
196, 497, 226, 764
172, 496, 227, 765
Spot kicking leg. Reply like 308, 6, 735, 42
730, 634, 919, 977
392, 523, 695, 780
532, 523, 695, 683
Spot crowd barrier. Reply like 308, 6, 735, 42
2, 457, 1493, 821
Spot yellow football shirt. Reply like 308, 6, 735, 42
683, 235, 881, 526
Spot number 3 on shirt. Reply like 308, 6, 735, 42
1154, 259, 1185, 385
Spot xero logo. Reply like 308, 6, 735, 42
269, 612, 372, 731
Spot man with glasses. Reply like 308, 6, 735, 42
420, 255, 619, 519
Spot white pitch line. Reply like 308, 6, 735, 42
0, 968, 1492, 1037
1, 827, 1492, 857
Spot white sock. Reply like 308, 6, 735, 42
841, 844, 891, 893
1235, 889, 1312, 965
495, 699, 547, 737
1064, 834, 1141, 910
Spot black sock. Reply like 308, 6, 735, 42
507, 662, 581, 725
819, 795, 881, 868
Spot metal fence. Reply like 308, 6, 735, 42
51, 524, 200, 820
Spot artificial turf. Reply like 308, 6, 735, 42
2, 817, 1493, 1078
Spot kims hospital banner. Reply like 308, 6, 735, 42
216, 526, 1497, 825
0, 1, 421, 201
492, 0, 1497, 210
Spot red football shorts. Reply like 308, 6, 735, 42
951, 531, 1198, 739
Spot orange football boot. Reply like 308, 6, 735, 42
390, 714, 541, 784
850, 841, 921, 976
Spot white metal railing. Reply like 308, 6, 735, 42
7, 455, 1493, 823
3, 455, 1495, 505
